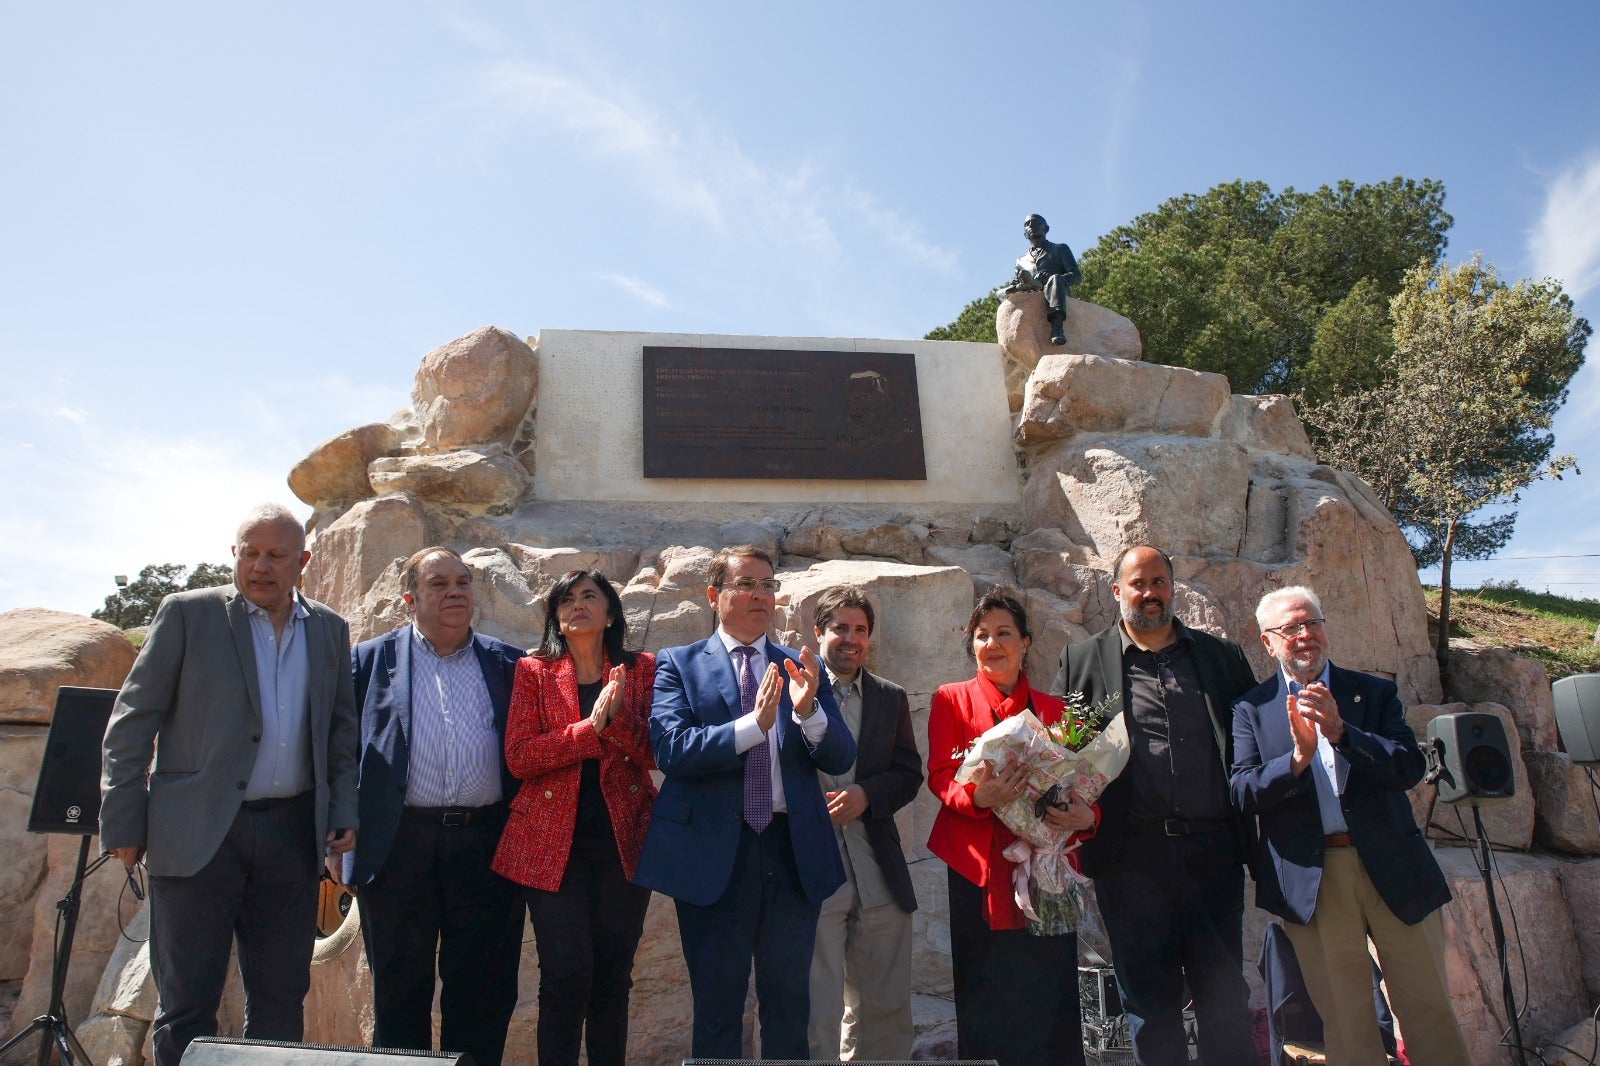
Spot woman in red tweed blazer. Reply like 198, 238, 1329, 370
926, 587, 1098, 1066
491, 569, 656, 1066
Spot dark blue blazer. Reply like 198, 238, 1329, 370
1230, 664, 1450, 926
346, 626, 523, 886
633, 635, 856, 907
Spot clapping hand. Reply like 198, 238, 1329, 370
1287, 686, 1320, 774
785, 646, 822, 718
590, 664, 626, 735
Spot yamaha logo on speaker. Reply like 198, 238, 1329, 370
66, 805, 81, 823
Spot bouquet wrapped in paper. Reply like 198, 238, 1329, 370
952, 692, 1128, 935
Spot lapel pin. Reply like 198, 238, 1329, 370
1354, 695, 1362, 703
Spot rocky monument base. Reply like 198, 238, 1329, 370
4, 299, 1597, 1065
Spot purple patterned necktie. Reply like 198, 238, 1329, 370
735, 644, 773, 832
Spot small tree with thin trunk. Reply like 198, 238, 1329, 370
1305, 256, 1588, 678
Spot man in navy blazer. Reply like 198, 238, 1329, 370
634, 545, 856, 1060
1231, 585, 1467, 1064
345, 548, 525, 1066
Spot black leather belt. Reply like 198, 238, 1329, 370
402, 803, 506, 828
1128, 817, 1231, 836
240, 790, 311, 812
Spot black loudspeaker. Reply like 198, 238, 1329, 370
182, 1037, 471, 1064
1553, 674, 1600, 764
1427, 712, 1515, 803
27, 686, 118, 835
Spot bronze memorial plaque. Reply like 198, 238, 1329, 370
643, 346, 926, 480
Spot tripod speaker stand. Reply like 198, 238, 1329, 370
0, 685, 120, 1066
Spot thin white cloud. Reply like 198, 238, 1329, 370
842, 185, 960, 278
475, 60, 726, 227
1528, 151, 1600, 301
53, 406, 88, 424
594, 271, 669, 309
460, 49, 959, 309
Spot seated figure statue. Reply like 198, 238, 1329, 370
1001, 213, 1081, 346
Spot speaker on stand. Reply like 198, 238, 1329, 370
1424, 711, 1526, 1065
0, 686, 120, 1066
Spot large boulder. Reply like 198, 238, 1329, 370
1023, 435, 1251, 563
0, 726, 48, 979
367, 448, 530, 510
1524, 751, 1600, 855
301, 493, 430, 637
996, 291, 1142, 410
1217, 394, 1316, 459
1438, 848, 1592, 1061
1556, 859, 1600, 1008
288, 422, 402, 508
1444, 641, 1561, 753
1017, 354, 1230, 446
412, 326, 538, 448
0, 609, 136, 725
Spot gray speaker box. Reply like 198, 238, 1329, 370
1553, 673, 1600, 763
1427, 712, 1515, 803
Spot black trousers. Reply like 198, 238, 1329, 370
357, 806, 525, 1066
1094, 831, 1254, 1066
525, 825, 652, 1066
148, 791, 318, 1066
947, 866, 1085, 1066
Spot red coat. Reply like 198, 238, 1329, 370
491, 651, 657, 891
926, 672, 1097, 930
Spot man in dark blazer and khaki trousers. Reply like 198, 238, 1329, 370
101, 504, 360, 1066
806, 586, 921, 1061
1232, 585, 1468, 1064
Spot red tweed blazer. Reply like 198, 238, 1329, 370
926, 672, 1097, 930
491, 651, 657, 892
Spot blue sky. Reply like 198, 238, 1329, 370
3, 1, 1599, 615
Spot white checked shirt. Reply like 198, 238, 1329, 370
405, 625, 502, 807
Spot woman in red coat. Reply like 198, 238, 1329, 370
926, 587, 1098, 1066
491, 569, 656, 1066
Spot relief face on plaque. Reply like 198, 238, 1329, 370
642, 347, 927, 480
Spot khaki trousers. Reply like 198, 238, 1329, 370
807, 874, 914, 1060
1282, 846, 1468, 1066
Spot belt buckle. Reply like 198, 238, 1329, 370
1163, 819, 1184, 836
440, 811, 468, 828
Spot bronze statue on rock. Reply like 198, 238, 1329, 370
1002, 213, 1081, 346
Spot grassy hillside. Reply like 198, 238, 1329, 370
1428, 585, 1600, 680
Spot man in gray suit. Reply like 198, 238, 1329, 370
101, 504, 360, 1066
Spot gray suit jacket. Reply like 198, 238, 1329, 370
100, 584, 360, 877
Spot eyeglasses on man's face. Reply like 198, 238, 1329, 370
723, 578, 780, 594
1263, 618, 1325, 639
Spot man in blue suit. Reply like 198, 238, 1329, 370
1231, 586, 1468, 1064
344, 547, 525, 1066
634, 545, 856, 1060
